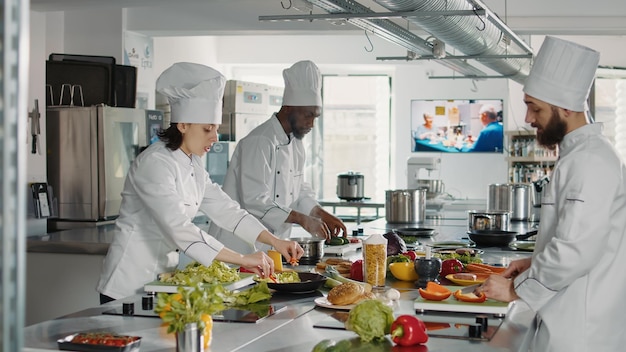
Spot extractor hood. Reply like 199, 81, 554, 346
260, 0, 533, 83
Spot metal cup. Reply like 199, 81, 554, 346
176, 323, 203, 352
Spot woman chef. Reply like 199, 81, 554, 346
97, 62, 303, 303
479, 37, 626, 351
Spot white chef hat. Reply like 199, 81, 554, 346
523, 36, 600, 112
479, 104, 496, 115
282, 60, 322, 107
156, 62, 226, 124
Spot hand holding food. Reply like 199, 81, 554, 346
239, 251, 274, 278
271, 239, 304, 266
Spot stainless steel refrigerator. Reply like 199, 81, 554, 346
46, 106, 149, 223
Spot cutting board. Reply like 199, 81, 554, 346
324, 242, 362, 255
143, 273, 256, 294
414, 286, 511, 315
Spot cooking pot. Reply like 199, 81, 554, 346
292, 237, 325, 265
385, 189, 426, 224
510, 184, 531, 221
487, 184, 512, 211
415, 179, 445, 199
337, 171, 364, 200
467, 210, 511, 232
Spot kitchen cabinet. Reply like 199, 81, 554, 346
505, 130, 557, 183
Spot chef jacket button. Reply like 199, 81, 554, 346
277, 171, 280, 174
276, 195, 280, 198
191, 173, 194, 177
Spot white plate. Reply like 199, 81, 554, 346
314, 297, 356, 310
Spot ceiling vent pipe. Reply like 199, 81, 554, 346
373, 0, 530, 83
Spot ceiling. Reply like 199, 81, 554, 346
29, 0, 626, 37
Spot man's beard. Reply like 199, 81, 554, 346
288, 113, 309, 140
536, 107, 567, 150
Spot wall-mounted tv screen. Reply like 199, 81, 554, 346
411, 99, 504, 153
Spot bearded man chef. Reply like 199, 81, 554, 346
480, 37, 626, 351
97, 62, 303, 303
210, 60, 347, 254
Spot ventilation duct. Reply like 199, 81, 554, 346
373, 0, 530, 83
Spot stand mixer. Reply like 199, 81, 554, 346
407, 157, 444, 199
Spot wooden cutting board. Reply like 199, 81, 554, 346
414, 286, 511, 315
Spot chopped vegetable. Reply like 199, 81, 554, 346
386, 254, 410, 269
345, 299, 395, 342
418, 282, 452, 301
161, 261, 240, 286
390, 315, 428, 346
434, 251, 482, 265
256, 271, 300, 283
453, 289, 487, 303
465, 263, 506, 274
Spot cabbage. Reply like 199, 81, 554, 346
345, 300, 394, 342
383, 231, 407, 256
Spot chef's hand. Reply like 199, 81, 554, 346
216, 247, 274, 279
501, 257, 532, 279
300, 215, 331, 240
272, 238, 304, 264
479, 275, 519, 303
310, 206, 347, 238
240, 251, 275, 279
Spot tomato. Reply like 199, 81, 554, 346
418, 281, 452, 301
440, 259, 464, 277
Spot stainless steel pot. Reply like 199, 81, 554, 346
487, 184, 512, 211
336, 171, 364, 200
415, 179, 445, 199
468, 210, 511, 232
292, 237, 325, 265
510, 184, 531, 221
385, 188, 426, 223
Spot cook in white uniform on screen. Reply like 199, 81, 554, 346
97, 62, 303, 303
479, 37, 626, 351
210, 60, 347, 254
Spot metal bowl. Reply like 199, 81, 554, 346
292, 237, 325, 265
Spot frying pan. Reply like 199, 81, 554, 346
467, 230, 518, 247
266, 272, 327, 293
394, 227, 435, 237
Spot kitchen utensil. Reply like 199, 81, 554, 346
509, 241, 535, 252
467, 210, 511, 232
446, 274, 489, 287
336, 171, 364, 200
430, 241, 475, 249
394, 227, 435, 237
266, 272, 327, 293
414, 256, 442, 288
460, 283, 483, 294
487, 184, 512, 212
292, 237, 325, 265
385, 188, 426, 223
414, 294, 511, 315
510, 184, 531, 221
516, 230, 538, 241
415, 179, 445, 199
467, 230, 517, 247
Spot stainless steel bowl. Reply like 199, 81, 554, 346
292, 237, 325, 265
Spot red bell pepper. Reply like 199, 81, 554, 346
453, 289, 487, 303
350, 259, 364, 281
440, 258, 464, 277
390, 315, 428, 346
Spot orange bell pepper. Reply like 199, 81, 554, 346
453, 289, 487, 303
418, 282, 452, 301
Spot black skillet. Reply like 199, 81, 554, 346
467, 230, 518, 247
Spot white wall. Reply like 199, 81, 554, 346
202, 34, 512, 199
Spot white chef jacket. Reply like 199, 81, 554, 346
97, 141, 267, 299
512, 123, 626, 351
210, 114, 319, 254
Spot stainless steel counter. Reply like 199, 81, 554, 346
23, 212, 537, 351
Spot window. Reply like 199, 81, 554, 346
593, 67, 626, 161
318, 75, 391, 202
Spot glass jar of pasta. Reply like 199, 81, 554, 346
363, 233, 388, 287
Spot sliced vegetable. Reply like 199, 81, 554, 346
390, 315, 428, 346
453, 289, 487, 303
466, 263, 506, 274
440, 258, 464, 277
401, 251, 418, 261
418, 281, 452, 301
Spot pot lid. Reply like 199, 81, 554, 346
338, 171, 363, 178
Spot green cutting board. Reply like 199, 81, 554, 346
414, 285, 511, 315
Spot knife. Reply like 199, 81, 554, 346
460, 283, 483, 294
